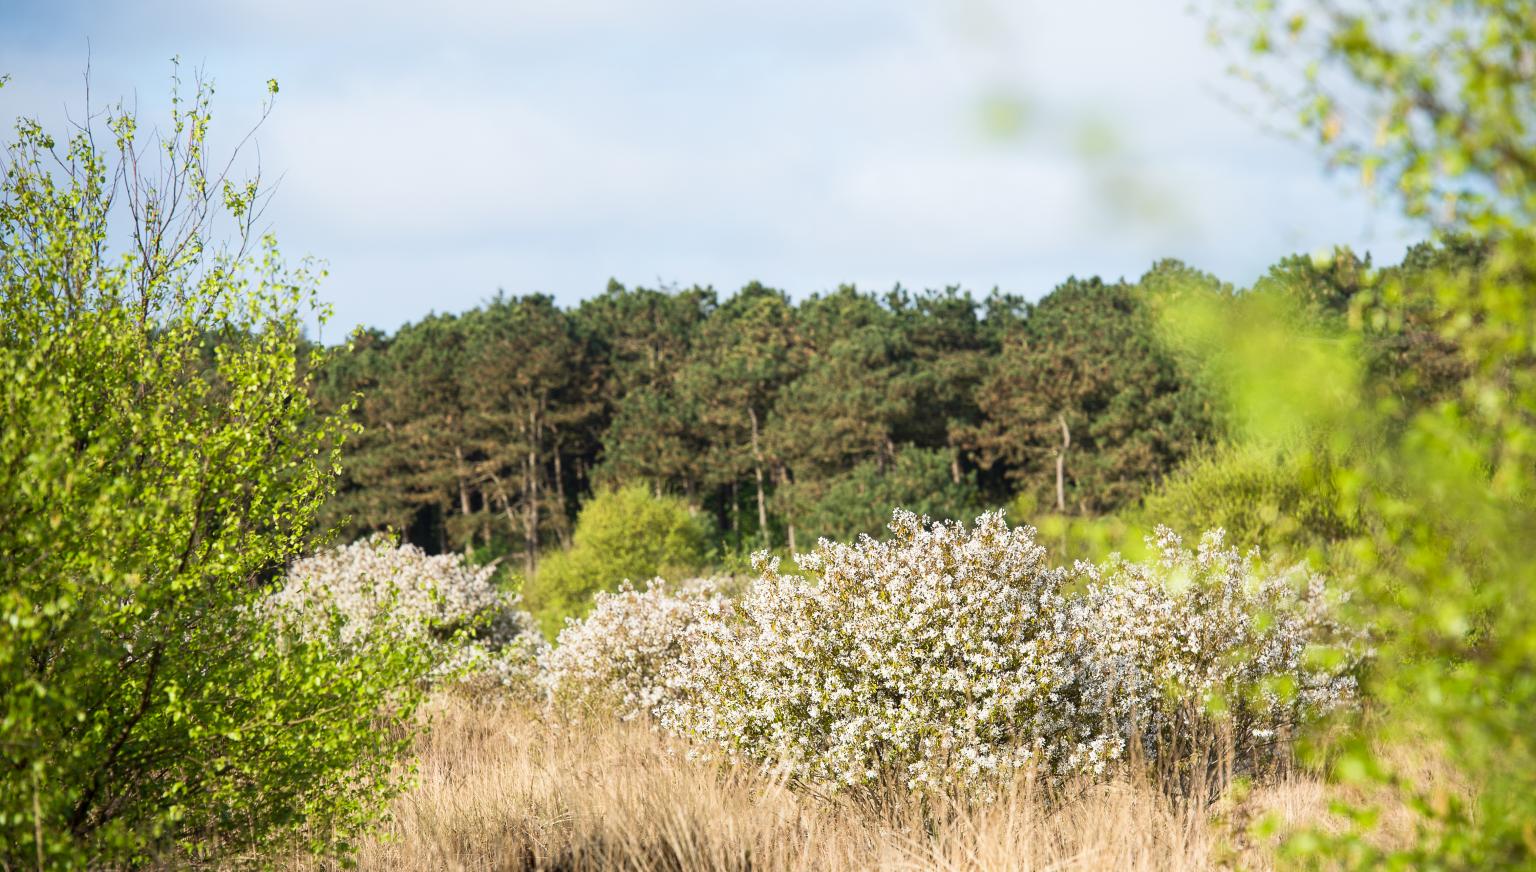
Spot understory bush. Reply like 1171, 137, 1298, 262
269, 535, 547, 695
542, 578, 731, 719
1139, 442, 1357, 561
789, 445, 986, 544
525, 483, 712, 637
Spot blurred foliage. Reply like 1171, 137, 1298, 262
1036, 514, 1151, 568
1179, 232, 1536, 870
1219, 0, 1536, 234
1140, 441, 1356, 564
1204, 2, 1536, 864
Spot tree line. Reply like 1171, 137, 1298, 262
315, 243, 1472, 573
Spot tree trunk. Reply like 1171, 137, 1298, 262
1055, 414, 1071, 514
778, 463, 797, 554
454, 445, 473, 556
731, 480, 740, 534
948, 435, 962, 485
524, 403, 544, 575
552, 449, 570, 549
486, 470, 521, 540
748, 406, 769, 546
526, 449, 539, 574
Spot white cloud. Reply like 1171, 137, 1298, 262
2, 0, 1417, 334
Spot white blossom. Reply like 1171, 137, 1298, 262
659, 510, 1084, 794
543, 577, 732, 720
306, 513, 1360, 797
266, 534, 546, 694
1067, 527, 1359, 767
652, 512, 1358, 796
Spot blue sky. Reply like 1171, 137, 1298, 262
1, 0, 1417, 337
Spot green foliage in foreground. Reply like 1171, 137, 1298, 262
1173, 237, 1536, 870
525, 484, 711, 636
1214, 1, 1536, 865
0, 74, 431, 867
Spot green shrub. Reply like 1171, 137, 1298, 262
525, 484, 711, 636
0, 75, 431, 867
1002, 491, 1151, 567
1139, 441, 1357, 562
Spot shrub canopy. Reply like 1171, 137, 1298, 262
526, 483, 711, 635
659, 511, 1353, 797
0, 74, 429, 867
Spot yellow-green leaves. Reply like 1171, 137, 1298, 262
1216, 0, 1536, 233
0, 70, 425, 868
1159, 272, 1362, 448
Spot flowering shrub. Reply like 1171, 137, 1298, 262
543, 578, 732, 720
268, 535, 547, 694
661, 510, 1085, 793
654, 511, 1358, 797
1068, 528, 1359, 774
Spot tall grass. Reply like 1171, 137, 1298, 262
277, 694, 1449, 872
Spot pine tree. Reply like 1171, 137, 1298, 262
676, 282, 803, 547
967, 276, 1216, 514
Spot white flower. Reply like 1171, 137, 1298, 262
1066, 527, 1359, 768
543, 577, 732, 720
660, 510, 1084, 794
656, 512, 1359, 795
265, 534, 546, 694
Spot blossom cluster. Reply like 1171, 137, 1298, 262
1067, 527, 1358, 767
542, 577, 732, 719
287, 512, 1359, 798
643, 511, 1358, 795
266, 534, 547, 693
661, 510, 1084, 792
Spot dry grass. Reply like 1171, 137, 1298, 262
280, 695, 1443, 872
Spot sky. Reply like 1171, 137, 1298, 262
1, 0, 1418, 338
